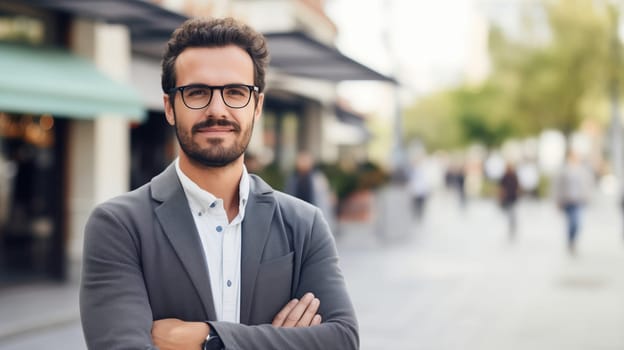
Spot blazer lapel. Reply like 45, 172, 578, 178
152, 164, 217, 320
239, 175, 276, 324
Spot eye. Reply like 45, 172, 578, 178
185, 87, 209, 97
225, 86, 248, 97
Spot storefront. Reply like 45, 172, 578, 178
0, 113, 67, 282
262, 31, 394, 167
0, 2, 144, 284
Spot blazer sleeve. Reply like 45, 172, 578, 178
80, 204, 157, 350
211, 208, 359, 350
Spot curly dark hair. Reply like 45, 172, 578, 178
161, 17, 269, 94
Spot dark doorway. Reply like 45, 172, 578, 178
130, 111, 175, 190
0, 113, 68, 285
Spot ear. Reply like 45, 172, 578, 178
163, 94, 175, 126
253, 93, 264, 121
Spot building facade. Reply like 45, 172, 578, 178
0, 0, 392, 285
0, 0, 145, 284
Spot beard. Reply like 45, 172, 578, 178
174, 113, 254, 168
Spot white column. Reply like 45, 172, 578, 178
67, 19, 132, 261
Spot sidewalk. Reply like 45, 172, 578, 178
0, 262, 81, 344
336, 189, 624, 350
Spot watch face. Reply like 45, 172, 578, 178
204, 335, 222, 350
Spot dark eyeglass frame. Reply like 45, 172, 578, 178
168, 84, 260, 109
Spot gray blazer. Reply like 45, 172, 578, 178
80, 164, 358, 349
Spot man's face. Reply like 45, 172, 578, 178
164, 45, 264, 168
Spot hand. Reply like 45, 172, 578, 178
272, 292, 322, 328
152, 318, 209, 350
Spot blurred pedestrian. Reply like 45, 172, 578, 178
555, 151, 593, 255
285, 151, 336, 230
450, 162, 467, 209
80, 17, 357, 350
498, 163, 520, 239
408, 157, 430, 222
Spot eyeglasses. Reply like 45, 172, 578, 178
168, 84, 259, 109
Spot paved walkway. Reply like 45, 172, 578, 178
0, 263, 82, 349
337, 189, 624, 350
1, 188, 623, 349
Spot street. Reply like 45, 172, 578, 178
1, 189, 623, 349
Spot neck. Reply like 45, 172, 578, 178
178, 155, 243, 220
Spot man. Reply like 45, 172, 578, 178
498, 163, 520, 239
555, 150, 593, 255
285, 151, 335, 230
407, 156, 430, 222
80, 17, 358, 350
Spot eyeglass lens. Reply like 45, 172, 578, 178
181, 85, 252, 109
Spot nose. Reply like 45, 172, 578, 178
204, 88, 229, 116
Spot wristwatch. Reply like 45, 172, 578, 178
203, 326, 224, 350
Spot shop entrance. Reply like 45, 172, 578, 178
0, 113, 67, 285
130, 111, 175, 190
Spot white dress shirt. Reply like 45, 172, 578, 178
175, 159, 249, 323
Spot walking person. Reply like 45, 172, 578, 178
555, 151, 593, 255
408, 156, 430, 222
80, 17, 357, 350
498, 163, 520, 240
453, 162, 467, 209
285, 151, 336, 231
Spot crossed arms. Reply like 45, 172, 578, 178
152, 292, 322, 349
80, 198, 358, 350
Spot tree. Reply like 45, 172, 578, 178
402, 0, 624, 151
402, 90, 462, 150
505, 0, 613, 136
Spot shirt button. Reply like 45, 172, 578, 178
227, 280, 232, 287
198, 211, 202, 216
216, 225, 223, 232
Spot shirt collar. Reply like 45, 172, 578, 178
175, 158, 250, 221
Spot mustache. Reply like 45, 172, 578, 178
191, 118, 241, 133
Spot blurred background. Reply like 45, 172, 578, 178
1, 0, 624, 349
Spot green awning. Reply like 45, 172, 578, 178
0, 43, 145, 120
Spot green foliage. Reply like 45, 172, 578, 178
366, 115, 394, 167
319, 161, 389, 200
256, 163, 286, 191
458, 112, 512, 147
402, 90, 462, 149
503, 0, 612, 136
403, 83, 516, 149
403, 0, 624, 151
452, 84, 516, 147
258, 160, 389, 202
536, 173, 551, 199
318, 163, 357, 200
355, 161, 389, 190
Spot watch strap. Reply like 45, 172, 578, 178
203, 323, 224, 350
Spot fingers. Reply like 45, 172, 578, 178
271, 293, 321, 328
272, 298, 299, 327
295, 297, 320, 327
283, 293, 315, 328
311, 314, 322, 326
